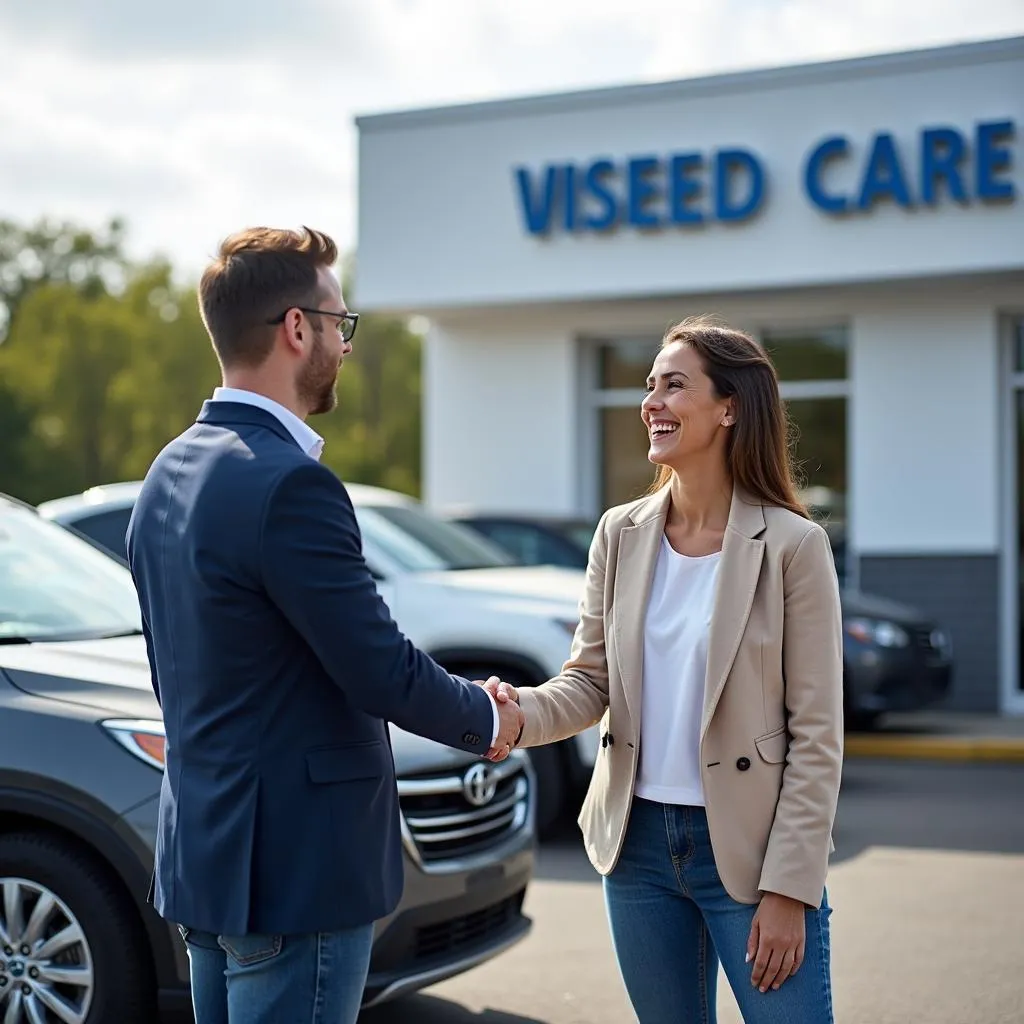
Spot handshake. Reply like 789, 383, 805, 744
476, 676, 522, 762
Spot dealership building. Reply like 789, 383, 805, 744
355, 36, 1024, 715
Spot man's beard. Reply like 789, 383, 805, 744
297, 329, 339, 416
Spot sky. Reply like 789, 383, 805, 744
1, 0, 1021, 281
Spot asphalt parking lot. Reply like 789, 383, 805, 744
360, 759, 1024, 1024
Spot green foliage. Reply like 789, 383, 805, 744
0, 218, 423, 505
0, 217, 129, 341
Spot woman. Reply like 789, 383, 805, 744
491, 315, 843, 1022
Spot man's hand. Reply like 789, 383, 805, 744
474, 677, 523, 761
487, 697, 523, 761
746, 892, 806, 993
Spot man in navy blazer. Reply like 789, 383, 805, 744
126, 226, 523, 1024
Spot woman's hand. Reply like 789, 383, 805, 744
478, 677, 522, 760
488, 679, 519, 705
746, 892, 806, 993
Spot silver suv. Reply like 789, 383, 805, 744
0, 493, 535, 1022
40, 482, 600, 835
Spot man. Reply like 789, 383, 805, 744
126, 226, 523, 1024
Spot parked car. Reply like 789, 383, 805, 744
447, 511, 954, 730
0, 492, 535, 1022
38, 483, 599, 833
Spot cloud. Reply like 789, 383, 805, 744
0, 0, 364, 58
0, 0, 1020, 276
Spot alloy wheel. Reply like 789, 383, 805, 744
0, 877, 94, 1024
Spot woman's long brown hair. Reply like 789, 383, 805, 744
648, 315, 809, 519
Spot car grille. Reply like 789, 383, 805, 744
414, 892, 524, 960
910, 625, 946, 655
397, 757, 529, 864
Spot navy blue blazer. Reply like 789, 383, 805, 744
125, 400, 495, 935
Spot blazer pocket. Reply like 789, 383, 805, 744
753, 726, 789, 765
306, 742, 386, 784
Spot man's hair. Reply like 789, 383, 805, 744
197, 226, 338, 368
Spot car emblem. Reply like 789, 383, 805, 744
462, 763, 498, 807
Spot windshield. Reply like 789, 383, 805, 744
0, 500, 142, 642
354, 502, 514, 572
560, 521, 598, 551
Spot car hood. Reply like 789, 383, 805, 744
841, 588, 929, 624
0, 635, 161, 717
0, 636, 486, 773
416, 565, 585, 606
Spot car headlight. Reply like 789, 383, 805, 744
102, 719, 166, 771
844, 618, 910, 649
930, 628, 952, 657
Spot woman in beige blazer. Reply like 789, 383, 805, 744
488, 316, 843, 1022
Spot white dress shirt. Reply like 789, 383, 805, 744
213, 386, 325, 461
209, 386, 501, 747
634, 536, 721, 807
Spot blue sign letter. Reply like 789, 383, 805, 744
858, 133, 912, 210
976, 120, 1016, 201
670, 153, 704, 225
714, 149, 764, 221
921, 127, 967, 204
805, 136, 851, 214
514, 166, 559, 235
627, 157, 662, 227
582, 159, 619, 230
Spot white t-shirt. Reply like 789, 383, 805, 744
634, 536, 721, 807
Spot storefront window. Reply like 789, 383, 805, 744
594, 328, 850, 544
787, 396, 848, 575
599, 341, 658, 389
600, 406, 656, 508
762, 327, 848, 381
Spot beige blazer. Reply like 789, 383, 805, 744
516, 485, 844, 909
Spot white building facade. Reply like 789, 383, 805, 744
355, 37, 1024, 715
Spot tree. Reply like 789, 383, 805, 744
0, 217, 129, 342
0, 262, 219, 503
0, 216, 427, 505
107, 263, 219, 481
318, 313, 424, 497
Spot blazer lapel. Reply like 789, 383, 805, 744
612, 488, 670, 728
701, 488, 766, 737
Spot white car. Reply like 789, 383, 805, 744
39, 482, 599, 833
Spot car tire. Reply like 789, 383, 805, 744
847, 710, 881, 732
0, 831, 155, 1024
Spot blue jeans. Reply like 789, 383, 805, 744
180, 924, 374, 1024
603, 798, 833, 1024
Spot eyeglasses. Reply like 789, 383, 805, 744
267, 307, 359, 342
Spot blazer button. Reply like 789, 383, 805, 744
736, 756, 751, 771
607, 733, 615, 746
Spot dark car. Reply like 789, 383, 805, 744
0, 493, 535, 1023
448, 512, 953, 730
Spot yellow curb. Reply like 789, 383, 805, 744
844, 734, 1024, 762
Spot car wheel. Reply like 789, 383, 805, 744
0, 832, 155, 1024
847, 710, 881, 732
